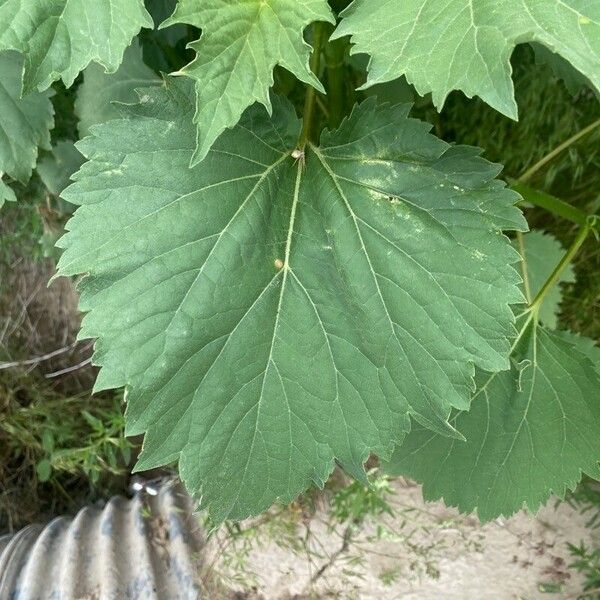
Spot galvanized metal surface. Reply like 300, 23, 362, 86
0, 483, 205, 600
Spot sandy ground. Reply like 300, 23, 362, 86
214, 480, 596, 600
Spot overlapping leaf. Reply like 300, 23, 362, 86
0, 51, 53, 192
160, 0, 334, 164
76, 43, 160, 138
0, 0, 153, 93
0, 176, 16, 207
56, 79, 525, 522
387, 236, 600, 520
36, 44, 161, 203
37, 141, 84, 198
334, 0, 600, 118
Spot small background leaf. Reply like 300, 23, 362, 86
0, 177, 16, 207
36, 458, 52, 483
37, 141, 85, 198
0, 51, 54, 184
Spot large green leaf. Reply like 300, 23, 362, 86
514, 231, 575, 329
56, 80, 525, 522
0, 0, 153, 93
334, 0, 600, 119
160, 0, 335, 164
387, 320, 600, 520
0, 51, 54, 189
76, 42, 160, 138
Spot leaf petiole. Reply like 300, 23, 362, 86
298, 22, 327, 148
528, 216, 596, 315
324, 24, 347, 129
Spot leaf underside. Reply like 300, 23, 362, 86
161, 0, 335, 164
387, 323, 600, 521
532, 43, 595, 97
57, 79, 526, 522
0, 51, 53, 184
0, 0, 153, 93
334, 0, 600, 119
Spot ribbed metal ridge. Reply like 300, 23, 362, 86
0, 483, 204, 599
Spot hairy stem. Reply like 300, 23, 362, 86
519, 118, 600, 184
529, 217, 596, 314
298, 22, 327, 148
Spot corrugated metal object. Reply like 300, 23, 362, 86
0, 483, 206, 600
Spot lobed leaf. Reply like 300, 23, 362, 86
0, 0, 153, 93
57, 80, 525, 522
160, 0, 335, 164
387, 225, 598, 520
334, 0, 600, 119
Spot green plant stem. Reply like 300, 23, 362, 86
315, 95, 330, 119
298, 22, 327, 148
529, 217, 595, 313
325, 26, 346, 129
519, 118, 600, 184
